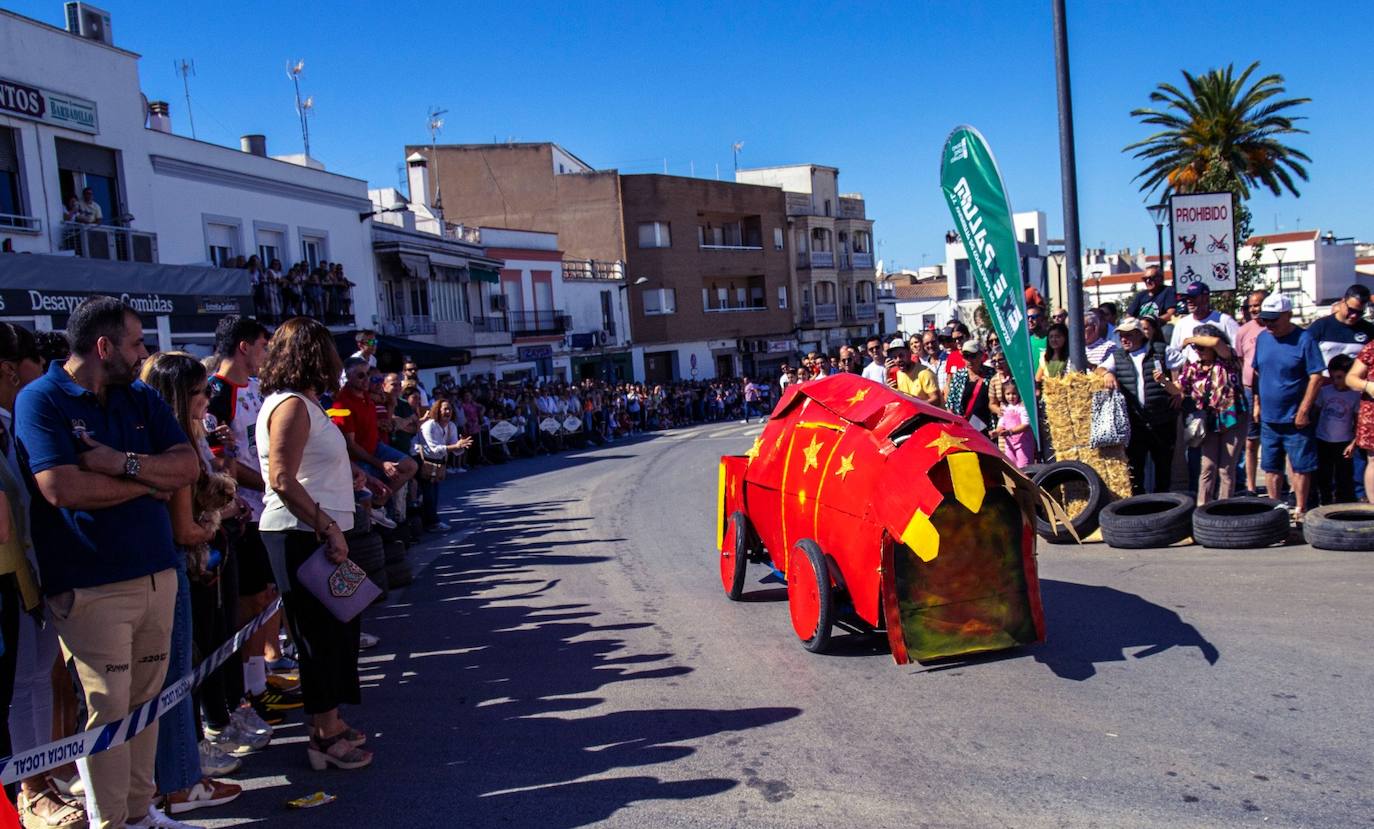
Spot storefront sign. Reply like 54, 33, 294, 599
0, 289, 244, 317
1168, 191, 1236, 292
518, 345, 553, 361
0, 77, 98, 134
766, 339, 796, 354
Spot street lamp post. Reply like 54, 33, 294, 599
1147, 202, 1169, 279
1052, 0, 1086, 371
1272, 246, 1287, 291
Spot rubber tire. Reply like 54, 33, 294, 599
1022, 463, 1048, 479
347, 531, 386, 575
1032, 461, 1108, 543
1099, 492, 1196, 549
787, 539, 833, 653
721, 512, 750, 601
384, 539, 407, 566
386, 561, 414, 587
1192, 497, 1290, 549
1302, 504, 1374, 551
346, 503, 372, 538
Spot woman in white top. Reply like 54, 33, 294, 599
255, 317, 371, 772
418, 400, 472, 532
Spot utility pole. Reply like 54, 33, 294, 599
427, 107, 448, 212
173, 59, 197, 138
732, 141, 744, 173
1052, 0, 1086, 371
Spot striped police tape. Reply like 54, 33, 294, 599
0, 596, 283, 785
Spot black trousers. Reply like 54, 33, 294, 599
1127, 418, 1178, 495
0, 575, 19, 762
190, 546, 244, 730
1316, 439, 1356, 505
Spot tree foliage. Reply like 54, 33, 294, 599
1125, 61, 1311, 200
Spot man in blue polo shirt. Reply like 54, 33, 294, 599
1251, 293, 1325, 523
15, 297, 199, 829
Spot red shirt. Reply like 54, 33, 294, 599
332, 386, 379, 453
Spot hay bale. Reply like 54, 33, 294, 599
1041, 373, 1132, 501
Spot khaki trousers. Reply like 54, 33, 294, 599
48, 568, 177, 829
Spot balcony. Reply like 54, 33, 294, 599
852, 252, 874, 269
855, 302, 877, 320
797, 250, 835, 269
378, 315, 436, 336
61, 222, 159, 263
705, 299, 767, 313
699, 243, 763, 252
0, 213, 41, 234
471, 315, 509, 333
814, 303, 839, 323
252, 282, 355, 327
509, 310, 572, 337
563, 259, 625, 281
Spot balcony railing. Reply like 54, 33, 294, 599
0, 213, 41, 233
855, 302, 877, 320
471, 315, 509, 333
562, 258, 625, 281
509, 310, 572, 336
252, 282, 355, 326
852, 252, 874, 269
378, 315, 436, 336
814, 303, 839, 323
699, 243, 764, 251
61, 222, 158, 263
810, 251, 834, 268
705, 301, 767, 313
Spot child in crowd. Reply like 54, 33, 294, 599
1314, 353, 1359, 505
992, 383, 1035, 469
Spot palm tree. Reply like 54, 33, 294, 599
1125, 61, 1311, 199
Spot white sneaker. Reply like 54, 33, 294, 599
198, 738, 241, 775
127, 803, 198, 828
430, 521, 451, 532
358, 632, 380, 650
370, 508, 397, 529
212, 721, 269, 753
231, 705, 273, 740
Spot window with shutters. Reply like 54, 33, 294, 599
0, 126, 31, 228
202, 215, 241, 266
637, 221, 671, 248
55, 138, 118, 225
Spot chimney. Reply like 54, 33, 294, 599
147, 100, 171, 133
240, 135, 267, 157
406, 152, 429, 208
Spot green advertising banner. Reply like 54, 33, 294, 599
939, 126, 1038, 442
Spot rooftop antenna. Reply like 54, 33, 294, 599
732, 140, 744, 172
173, 58, 197, 138
426, 106, 448, 211
286, 59, 312, 157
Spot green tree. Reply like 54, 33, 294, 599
1125, 61, 1311, 198
1125, 61, 1310, 317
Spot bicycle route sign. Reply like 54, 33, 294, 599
1168, 191, 1237, 293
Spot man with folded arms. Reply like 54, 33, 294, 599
16, 297, 199, 829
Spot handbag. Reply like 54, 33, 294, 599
418, 458, 447, 482
1090, 389, 1131, 448
296, 545, 382, 623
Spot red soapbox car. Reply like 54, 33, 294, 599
716, 373, 1066, 664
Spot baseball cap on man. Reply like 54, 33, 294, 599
887, 337, 908, 351
1183, 282, 1210, 298
1115, 316, 1142, 334
1258, 294, 1293, 320
960, 340, 984, 356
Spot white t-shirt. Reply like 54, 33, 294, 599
861, 361, 887, 383
208, 374, 266, 520
1171, 310, 1240, 362
257, 391, 355, 533
1109, 344, 1185, 406
1315, 385, 1359, 443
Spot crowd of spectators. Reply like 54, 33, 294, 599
229, 255, 355, 325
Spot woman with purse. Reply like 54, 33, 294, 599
418, 400, 473, 533
256, 317, 372, 771
1159, 323, 1246, 504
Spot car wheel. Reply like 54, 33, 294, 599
1100, 492, 1196, 549
1302, 504, 1374, 551
1032, 461, 1108, 543
721, 511, 750, 601
1192, 497, 1291, 548
787, 539, 833, 653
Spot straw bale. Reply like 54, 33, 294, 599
1041, 373, 1131, 501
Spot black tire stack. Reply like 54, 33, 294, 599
1303, 504, 1374, 551
347, 530, 388, 602
1099, 493, 1196, 549
1192, 498, 1291, 549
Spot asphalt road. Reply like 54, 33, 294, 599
203, 421, 1373, 828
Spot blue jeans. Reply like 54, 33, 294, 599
154, 563, 201, 794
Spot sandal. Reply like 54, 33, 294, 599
306, 731, 372, 771
20, 787, 86, 828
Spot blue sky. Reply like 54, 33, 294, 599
14, 0, 1370, 268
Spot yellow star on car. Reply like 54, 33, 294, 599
802, 434, 823, 471
834, 452, 855, 480
926, 431, 969, 457
745, 437, 762, 460
845, 387, 869, 406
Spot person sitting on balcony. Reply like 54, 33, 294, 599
75, 187, 102, 224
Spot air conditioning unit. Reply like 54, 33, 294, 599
489, 294, 507, 312
65, 2, 113, 45
600, 329, 613, 345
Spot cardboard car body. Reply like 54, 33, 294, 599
717, 373, 1050, 664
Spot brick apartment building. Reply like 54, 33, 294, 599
619, 174, 797, 384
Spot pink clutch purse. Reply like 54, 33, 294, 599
295, 546, 382, 623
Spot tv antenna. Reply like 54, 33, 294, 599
732, 140, 744, 172
173, 58, 197, 138
427, 106, 448, 210
286, 60, 313, 157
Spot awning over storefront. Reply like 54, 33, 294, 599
0, 253, 251, 322
469, 265, 501, 284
